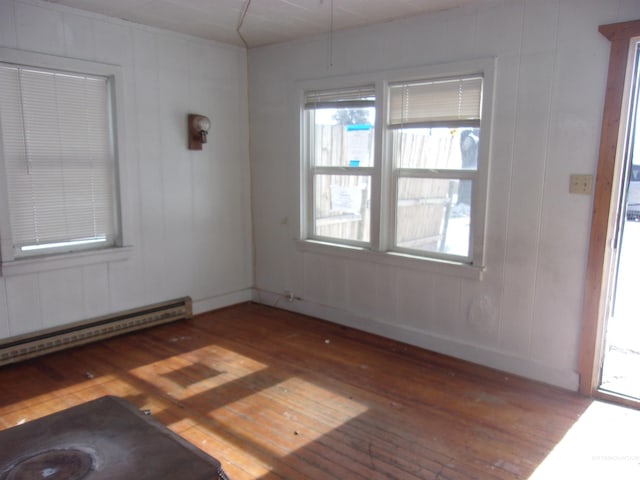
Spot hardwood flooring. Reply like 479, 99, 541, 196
0, 302, 635, 479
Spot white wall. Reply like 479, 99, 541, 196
248, 0, 640, 390
0, 0, 253, 338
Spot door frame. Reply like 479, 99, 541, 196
579, 19, 640, 406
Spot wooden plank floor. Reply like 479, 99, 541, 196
0, 302, 633, 479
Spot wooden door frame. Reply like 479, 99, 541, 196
578, 19, 640, 399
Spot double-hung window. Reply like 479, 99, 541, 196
0, 53, 122, 265
304, 86, 376, 245
389, 76, 482, 263
301, 59, 494, 271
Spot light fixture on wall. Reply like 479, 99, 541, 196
188, 114, 211, 150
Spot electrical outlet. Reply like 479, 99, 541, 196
569, 174, 593, 195
284, 291, 294, 302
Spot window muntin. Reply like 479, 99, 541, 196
305, 85, 376, 246
0, 63, 118, 258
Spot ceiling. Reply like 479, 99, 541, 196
43, 0, 491, 48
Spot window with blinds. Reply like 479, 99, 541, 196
389, 75, 484, 262
0, 63, 117, 257
299, 59, 494, 270
303, 85, 376, 245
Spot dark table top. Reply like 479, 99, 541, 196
0, 395, 228, 480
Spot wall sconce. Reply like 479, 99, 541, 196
188, 114, 211, 150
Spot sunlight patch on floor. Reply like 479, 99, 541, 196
207, 376, 368, 455
530, 401, 640, 479
129, 346, 268, 400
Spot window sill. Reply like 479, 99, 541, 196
1, 246, 133, 277
296, 239, 484, 280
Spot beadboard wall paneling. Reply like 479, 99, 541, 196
0, 0, 253, 339
248, 0, 640, 390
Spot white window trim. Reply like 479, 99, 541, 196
301, 79, 381, 249
296, 238, 484, 279
298, 58, 496, 278
0, 48, 132, 276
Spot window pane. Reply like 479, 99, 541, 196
394, 127, 479, 170
311, 106, 375, 167
0, 64, 116, 256
314, 175, 370, 243
396, 177, 471, 257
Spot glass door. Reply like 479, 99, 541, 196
599, 41, 640, 400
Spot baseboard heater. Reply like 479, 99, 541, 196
0, 296, 192, 367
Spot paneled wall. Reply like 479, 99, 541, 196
0, 0, 253, 338
248, 0, 640, 390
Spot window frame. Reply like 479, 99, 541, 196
0, 48, 131, 276
387, 74, 484, 264
299, 58, 495, 277
304, 84, 378, 248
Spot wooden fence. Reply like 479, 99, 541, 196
314, 124, 463, 251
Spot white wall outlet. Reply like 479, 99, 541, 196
569, 174, 593, 195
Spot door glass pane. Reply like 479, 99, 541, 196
394, 127, 479, 170
396, 177, 471, 257
314, 175, 370, 243
599, 41, 640, 400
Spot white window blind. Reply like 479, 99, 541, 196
305, 85, 376, 109
388, 76, 482, 127
0, 63, 116, 256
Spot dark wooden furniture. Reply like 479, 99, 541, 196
0, 395, 228, 480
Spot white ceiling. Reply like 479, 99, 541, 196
43, 0, 491, 48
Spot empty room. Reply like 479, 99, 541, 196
1, 0, 640, 478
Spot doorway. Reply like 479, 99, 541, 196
599, 56, 640, 399
578, 20, 640, 406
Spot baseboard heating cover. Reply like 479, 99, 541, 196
0, 296, 192, 367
